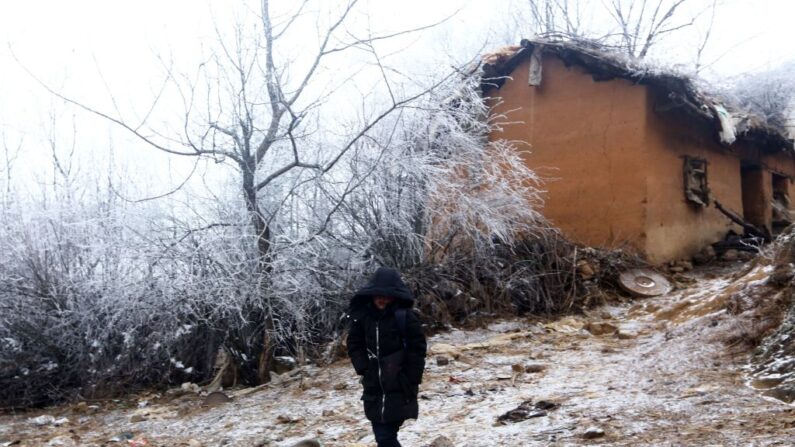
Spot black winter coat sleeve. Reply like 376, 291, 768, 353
403, 310, 427, 384
347, 316, 369, 375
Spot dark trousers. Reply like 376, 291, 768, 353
371, 420, 403, 447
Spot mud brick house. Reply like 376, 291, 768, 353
482, 39, 795, 263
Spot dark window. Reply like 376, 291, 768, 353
772, 173, 792, 234
684, 157, 709, 207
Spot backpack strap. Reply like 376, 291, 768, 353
395, 308, 408, 349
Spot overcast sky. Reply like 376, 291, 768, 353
0, 0, 793, 190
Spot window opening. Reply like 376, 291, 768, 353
684, 157, 709, 207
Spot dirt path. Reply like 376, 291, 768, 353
2, 265, 794, 446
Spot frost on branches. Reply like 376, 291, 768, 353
0, 70, 557, 408
728, 61, 795, 134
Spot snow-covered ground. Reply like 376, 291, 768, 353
2, 265, 794, 446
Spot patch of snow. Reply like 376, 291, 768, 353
28, 415, 55, 426
1, 337, 20, 352
170, 358, 185, 369
174, 324, 193, 337
42, 361, 58, 371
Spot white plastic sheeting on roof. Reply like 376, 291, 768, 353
713, 104, 737, 145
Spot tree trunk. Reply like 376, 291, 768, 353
241, 158, 276, 384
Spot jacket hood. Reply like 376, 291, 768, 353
350, 267, 414, 310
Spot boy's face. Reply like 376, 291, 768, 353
373, 295, 395, 310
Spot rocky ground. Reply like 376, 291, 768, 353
2, 262, 794, 447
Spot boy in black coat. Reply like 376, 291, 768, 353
347, 267, 427, 447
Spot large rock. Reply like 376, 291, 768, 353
181, 382, 201, 393
202, 391, 232, 407
543, 316, 585, 333
721, 249, 739, 262
289, 440, 322, 447
584, 321, 618, 336
677, 260, 694, 271
273, 356, 298, 374
495, 400, 550, 425
577, 260, 596, 280
582, 426, 605, 439
276, 414, 304, 424
428, 435, 454, 447
524, 363, 546, 373
72, 402, 89, 414
28, 415, 56, 426
616, 329, 637, 340
130, 414, 146, 423
429, 343, 461, 358
693, 245, 716, 265
46, 437, 78, 447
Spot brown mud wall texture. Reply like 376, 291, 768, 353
488, 54, 795, 264
642, 95, 742, 263
487, 55, 648, 256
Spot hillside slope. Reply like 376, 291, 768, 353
2, 264, 794, 446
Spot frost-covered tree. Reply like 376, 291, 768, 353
521, 0, 719, 61
25, 0, 453, 384
729, 61, 795, 131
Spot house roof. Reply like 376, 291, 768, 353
480, 38, 794, 154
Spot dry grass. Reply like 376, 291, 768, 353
404, 227, 646, 329
716, 229, 795, 353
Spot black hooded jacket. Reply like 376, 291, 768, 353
347, 267, 427, 423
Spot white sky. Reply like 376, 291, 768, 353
0, 0, 793, 191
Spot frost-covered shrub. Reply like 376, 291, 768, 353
0, 181, 265, 406
3, 201, 163, 404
